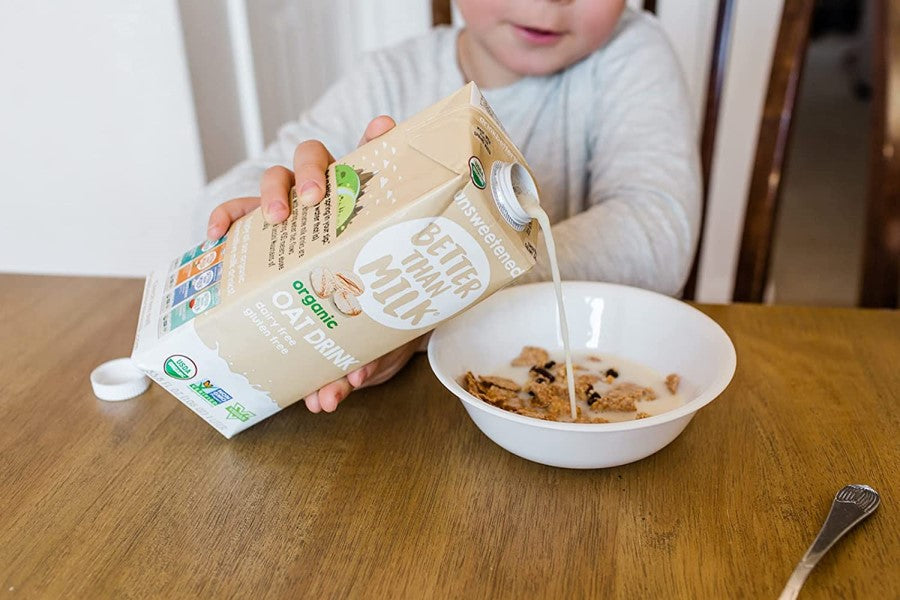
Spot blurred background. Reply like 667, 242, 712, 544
0, 0, 895, 306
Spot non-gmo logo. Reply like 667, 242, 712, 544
189, 379, 233, 406
163, 355, 197, 380
469, 156, 486, 189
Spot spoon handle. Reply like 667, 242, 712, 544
778, 485, 880, 600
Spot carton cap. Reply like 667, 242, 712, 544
91, 358, 150, 402
491, 161, 539, 231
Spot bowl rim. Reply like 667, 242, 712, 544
427, 281, 737, 432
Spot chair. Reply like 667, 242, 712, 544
731, 0, 816, 302
859, 0, 900, 307
431, 0, 818, 303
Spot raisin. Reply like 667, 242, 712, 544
605, 368, 619, 379
543, 361, 556, 369
530, 366, 556, 382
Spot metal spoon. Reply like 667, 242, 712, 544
778, 484, 880, 600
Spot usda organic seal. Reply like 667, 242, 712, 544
163, 355, 197, 380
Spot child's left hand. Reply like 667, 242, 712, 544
306, 337, 423, 413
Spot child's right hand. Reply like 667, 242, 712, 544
205, 115, 396, 240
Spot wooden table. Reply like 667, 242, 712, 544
1, 275, 898, 599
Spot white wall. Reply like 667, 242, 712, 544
0, 0, 205, 277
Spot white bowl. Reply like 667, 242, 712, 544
428, 282, 736, 469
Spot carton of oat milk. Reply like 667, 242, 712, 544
131, 83, 540, 437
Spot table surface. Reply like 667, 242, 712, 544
1, 274, 898, 599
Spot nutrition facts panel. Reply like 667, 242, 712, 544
158, 236, 227, 334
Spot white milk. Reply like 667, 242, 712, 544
524, 205, 577, 420
491, 161, 577, 419
489, 352, 685, 423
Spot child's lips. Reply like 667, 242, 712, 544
512, 24, 564, 46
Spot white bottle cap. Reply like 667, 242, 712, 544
490, 161, 539, 231
90, 358, 151, 402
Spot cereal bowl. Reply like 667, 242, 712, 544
427, 281, 736, 469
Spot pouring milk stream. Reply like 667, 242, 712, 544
491, 162, 577, 419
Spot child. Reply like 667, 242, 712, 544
198, 0, 700, 413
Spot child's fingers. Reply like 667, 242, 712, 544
357, 115, 396, 147
304, 390, 322, 413
317, 378, 353, 413
292, 140, 334, 208
347, 361, 377, 388
360, 353, 406, 388
259, 165, 294, 224
348, 338, 419, 389
206, 196, 261, 240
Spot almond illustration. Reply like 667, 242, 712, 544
334, 271, 365, 296
310, 267, 336, 298
333, 288, 362, 316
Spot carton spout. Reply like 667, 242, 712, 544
490, 161, 539, 231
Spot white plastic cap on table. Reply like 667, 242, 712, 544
90, 358, 150, 402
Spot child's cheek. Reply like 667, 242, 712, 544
572, 2, 626, 53
455, 0, 507, 29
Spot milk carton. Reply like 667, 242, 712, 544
131, 83, 540, 437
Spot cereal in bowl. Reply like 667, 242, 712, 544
462, 346, 684, 423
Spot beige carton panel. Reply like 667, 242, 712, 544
186, 82, 538, 410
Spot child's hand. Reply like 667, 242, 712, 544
305, 337, 422, 414
205, 115, 397, 240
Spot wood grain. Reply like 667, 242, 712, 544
431, 0, 452, 27
0, 274, 898, 599
733, 0, 815, 302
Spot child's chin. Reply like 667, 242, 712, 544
506, 58, 570, 78
498, 48, 579, 78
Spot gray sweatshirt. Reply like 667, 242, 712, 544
195, 8, 700, 295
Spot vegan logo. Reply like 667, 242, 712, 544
225, 403, 255, 422
163, 355, 197, 380
469, 156, 486, 189
189, 379, 233, 406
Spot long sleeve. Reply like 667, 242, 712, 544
520, 17, 700, 296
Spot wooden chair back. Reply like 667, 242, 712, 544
860, 0, 900, 307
